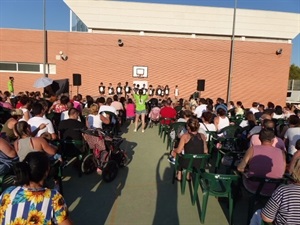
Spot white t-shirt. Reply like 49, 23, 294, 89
217, 116, 230, 131
86, 114, 103, 129
284, 127, 300, 155
175, 88, 179, 97
272, 113, 285, 119
249, 107, 259, 114
27, 116, 55, 137
19, 108, 32, 121
99, 105, 117, 115
199, 123, 217, 141
111, 101, 124, 111
194, 104, 207, 118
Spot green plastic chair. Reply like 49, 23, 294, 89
214, 125, 243, 173
59, 139, 89, 176
158, 117, 175, 143
229, 114, 244, 126
166, 122, 186, 150
195, 171, 239, 225
172, 153, 210, 195
205, 131, 218, 155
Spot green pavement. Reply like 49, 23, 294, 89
62, 123, 249, 225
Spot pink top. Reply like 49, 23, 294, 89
250, 134, 286, 152
244, 145, 285, 196
126, 103, 135, 118
1, 102, 13, 109
72, 100, 82, 112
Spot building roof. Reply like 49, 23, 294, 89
64, 0, 299, 40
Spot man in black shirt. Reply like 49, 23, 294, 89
99, 82, 105, 96
58, 108, 85, 140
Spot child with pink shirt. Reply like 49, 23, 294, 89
125, 98, 135, 123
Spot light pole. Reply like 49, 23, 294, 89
43, 0, 47, 77
226, 0, 237, 104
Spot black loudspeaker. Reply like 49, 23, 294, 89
197, 79, 205, 91
73, 73, 81, 86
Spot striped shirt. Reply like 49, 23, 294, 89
261, 184, 300, 225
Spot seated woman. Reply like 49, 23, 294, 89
235, 101, 245, 116
0, 151, 73, 225
1, 109, 24, 142
0, 137, 18, 175
170, 118, 208, 181
199, 111, 217, 141
49, 95, 69, 114
239, 111, 257, 128
177, 109, 192, 122
86, 103, 110, 129
13, 121, 57, 161
237, 128, 286, 196
214, 105, 230, 132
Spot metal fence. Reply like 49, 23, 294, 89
288, 79, 300, 91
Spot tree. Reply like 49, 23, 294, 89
289, 64, 300, 80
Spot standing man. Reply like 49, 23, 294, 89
142, 83, 147, 95
156, 85, 162, 98
99, 82, 105, 96
116, 82, 123, 97
8, 77, 14, 97
164, 85, 170, 97
148, 85, 155, 97
124, 81, 131, 98
174, 85, 179, 100
133, 83, 140, 94
160, 85, 165, 99
108, 83, 114, 96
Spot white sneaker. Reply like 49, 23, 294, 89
142, 129, 145, 133
133, 129, 137, 132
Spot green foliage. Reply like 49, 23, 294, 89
290, 64, 300, 80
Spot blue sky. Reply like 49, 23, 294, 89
0, 0, 299, 66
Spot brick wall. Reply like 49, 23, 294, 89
0, 29, 291, 107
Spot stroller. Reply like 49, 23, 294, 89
82, 128, 129, 182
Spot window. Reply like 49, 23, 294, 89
0, 62, 56, 74
18, 63, 40, 72
0, 63, 17, 71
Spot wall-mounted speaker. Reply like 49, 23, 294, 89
73, 73, 81, 86
197, 79, 205, 91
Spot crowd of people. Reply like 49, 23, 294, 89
0, 84, 300, 224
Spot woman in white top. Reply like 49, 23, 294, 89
86, 103, 109, 129
272, 105, 285, 119
86, 103, 102, 129
284, 115, 300, 158
19, 95, 32, 122
214, 105, 230, 132
199, 111, 217, 141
